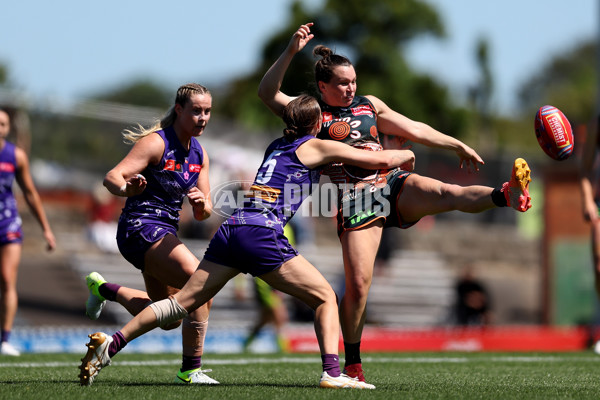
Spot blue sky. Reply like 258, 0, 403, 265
406, 0, 598, 114
0, 0, 597, 114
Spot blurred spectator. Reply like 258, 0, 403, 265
242, 277, 290, 353
87, 182, 121, 253
374, 229, 399, 276
454, 266, 492, 326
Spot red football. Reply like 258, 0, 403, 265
534, 105, 574, 161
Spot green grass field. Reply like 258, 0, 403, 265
0, 352, 599, 399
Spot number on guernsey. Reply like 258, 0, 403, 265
255, 150, 283, 184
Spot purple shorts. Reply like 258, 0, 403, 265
116, 221, 177, 271
0, 228, 22, 245
0, 217, 23, 246
203, 224, 298, 276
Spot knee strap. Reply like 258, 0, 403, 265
149, 296, 189, 328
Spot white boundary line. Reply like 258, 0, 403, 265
1, 355, 599, 368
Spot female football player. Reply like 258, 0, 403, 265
78, 95, 415, 389
0, 108, 56, 356
83, 83, 218, 384
580, 115, 600, 353
257, 22, 532, 384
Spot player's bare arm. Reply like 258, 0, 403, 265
104, 133, 163, 197
367, 94, 484, 172
258, 22, 314, 116
14, 146, 56, 250
297, 139, 415, 171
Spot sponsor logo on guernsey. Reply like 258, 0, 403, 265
351, 105, 373, 117
164, 159, 183, 172
545, 114, 570, 147
246, 184, 281, 203
189, 164, 202, 173
0, 162, 15, 172
322, 111, 333, 122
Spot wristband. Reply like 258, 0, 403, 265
119, 184, 127, 196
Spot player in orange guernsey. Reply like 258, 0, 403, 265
258, 22, 532, 384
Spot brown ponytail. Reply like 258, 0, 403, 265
282, 95, 321, 141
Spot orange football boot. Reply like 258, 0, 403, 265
501, 158, 532, 212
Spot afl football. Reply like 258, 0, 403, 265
534, 105, 574, 161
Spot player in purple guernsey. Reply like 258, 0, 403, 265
78, 95, 414, 389
580, 115, 600, 353
222, 135, 321, 230
82, 84, 218, 384
258, 23, 533, 383
116, 123, 206, 255
0, 108, 56, 356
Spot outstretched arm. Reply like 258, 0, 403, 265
296, 138, 415, 171
367, 95, 484, 172
258, 22, 314, 117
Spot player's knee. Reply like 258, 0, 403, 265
304, 287, 336, 310
344, 284, 369, 303
324, 287, 337, 304
314, 287, 337, 310
160, 319, 183, 331
149, 296, 189, 329
347, 275, 371, 298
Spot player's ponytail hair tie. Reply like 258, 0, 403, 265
283, 127, 298, 138
282, 95, 321, 141
313, 45, 353, 91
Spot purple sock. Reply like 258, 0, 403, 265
321, 354, 341, 377
1, 330, 10, 343
181, 355, 202, 372
108, 331, 127, 358
99, 282, 121, 302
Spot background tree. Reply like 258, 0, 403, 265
93, 79, 171, 109
217, 0, 470, 140
489, 40, 598, 160
0, 64, 7, 85
518, 40, 597, 126
468, 37, 496, 152
30, 80, 172, 171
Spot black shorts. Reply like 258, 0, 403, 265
336, 169, 416, 236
